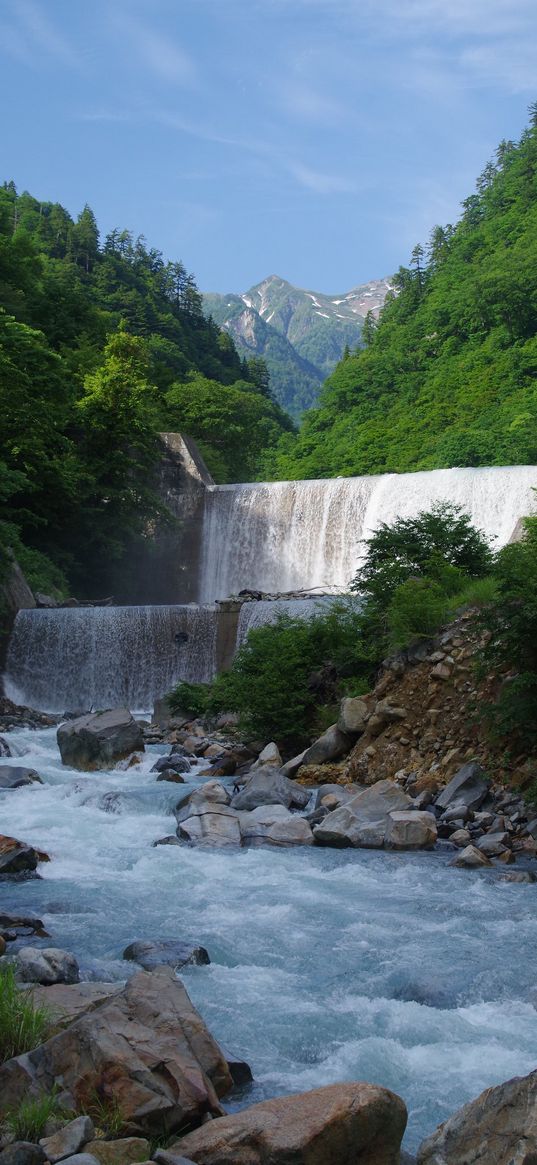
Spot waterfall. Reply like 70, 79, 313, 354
5, 605, 218, 714
199, 466, 537, 600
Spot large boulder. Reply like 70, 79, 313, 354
434, 762, 489, 812
385, 811, 437, 850
15, 946, 80, 985
338, 697, 369, 736
313, 780, 414, 849
0, 968, 232, 1135
231, 766, 310, 812
417, 1068, 537, 1164
172, 1081, 407, 1164
300, 725, 353, 766
252, 742, 282, 768
30, 982, 122, 1030
40, 1116, 94, 1163
177, 804, 243, 848
123, 939, 210, 970
0, 766, 42, 789
57, 709, 144, 771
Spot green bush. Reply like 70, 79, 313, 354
198, 601, 368, 747
387, 577, 449, 647
4, 1089, 67, 1140
0, 965, 51, 1065
169, 680, 211, 720
351, 501, 493, 609
477, 517, 537, 753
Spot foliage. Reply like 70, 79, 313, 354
169, 681, 211, 720
85, 1092, 124, 1137
193, 601, 369, 747
478, 517, 537, 754
0, 965, 51, 1065
386, 578, 450, 647
0, 182, 291, 594
3, 1089, 68, 1141
264, 111, 537, 479
351, 502, 493, 608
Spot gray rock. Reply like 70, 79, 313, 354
221, 1049, 253, 1087
449, 828, 472, 847
314, 780, 412, 849
300, 725, 353, 766
231, 766, 309, 812
435, 762, 488, 812
0, 735, 12, 757
57, 708, 144, 771
253, 742, 282, 768
0, 766, 42, 789
385, 811, 437, 850
281, 750, 307, 778
452, 844, 492, 869
40, 1116, 95, 1163
337, 697, 369, 736
16, 946, 80, 985
35, 592, 58, 607
153, 1153, 197, 1165
477, 832, 510, 856
502, 871, 536, 883
53, 1157, 99, 1165
0, 1147, 46, 1165
416, 1067, 537, 1164
123, 939, 210, 970
178, 805, 242, 847
156, 770, 186, 784
151, 754, 191, 775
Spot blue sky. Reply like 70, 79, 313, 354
0, 0, 535, 293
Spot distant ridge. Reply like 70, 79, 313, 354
204, 273, 392, 419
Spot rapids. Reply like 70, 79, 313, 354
2, 726, 537, 1154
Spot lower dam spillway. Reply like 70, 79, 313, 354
4, 464, 537, 712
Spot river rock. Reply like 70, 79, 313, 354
178, 804, 243, 847
0, 967, 232, 1135
40, 1116, 94, 1163
151, 755, 191, 775
314, 779, 413, 849
338, 696, 370, 735
435, 762, 488, 812
171, 1081, 407, 1164
385, 811, 437, 850
416, 1067, 537, 1164
0, 836, 43, 876
0, 1146, 46, 1165
0, 911, 48, 940
263, 817, 314, 847
53, 1157, 99, 1165
253, 742, 282, 768
477, 832, 510, 856
15, 946, 80, 985
449, 828, 472, 847
452, 844, 492, 868
0, 766, 42, 789
57, 709, 144, 771
281, 750, 307, 778
30, 982, 122, 1029
0, 735, 12, 757
231, 766, 310, 811
123, 939, 210, 970
83, 1140, 150, 1165
300, 725, 354, 766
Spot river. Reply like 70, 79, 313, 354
2, 726, 537, 1154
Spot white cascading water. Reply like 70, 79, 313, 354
199, 465, 537, 600
4, 605, 219, 713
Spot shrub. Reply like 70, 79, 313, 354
4, 1089, 67, 1141
351, 501, 493, 609
169, 680, 211, 720
0, 965, 51, 1065
387, 577, 449, 647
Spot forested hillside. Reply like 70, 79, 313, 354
0, 184, 292, 594
264, 111, 537, 480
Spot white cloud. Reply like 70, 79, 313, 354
287, 162, 356, 194
115, 15, 197, 86
1, 0, 78, 68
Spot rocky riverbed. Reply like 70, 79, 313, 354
2, 717, 537, 1158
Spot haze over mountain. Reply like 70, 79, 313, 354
204, 275, 392, 419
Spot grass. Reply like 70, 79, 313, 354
85, 1093, 124, 1138
4, 1089, 68, 1142
0, 965, 51, 1065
